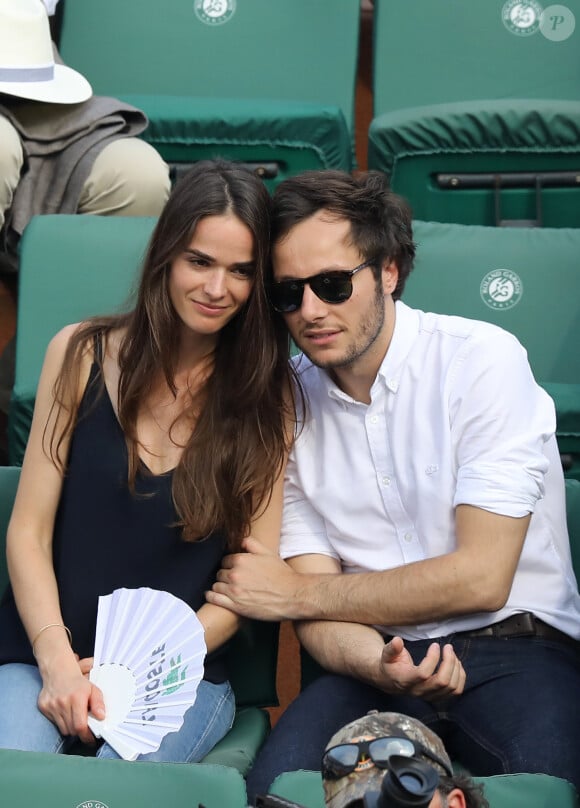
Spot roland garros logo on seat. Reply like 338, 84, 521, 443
502, 0, 543, 35
194, 0, 236, 25
76, 802, 110, 808
480, 269, 523, 310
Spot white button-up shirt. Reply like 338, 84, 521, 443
281, 302, 580, 640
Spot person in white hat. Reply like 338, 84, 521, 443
0, 0, 170, 273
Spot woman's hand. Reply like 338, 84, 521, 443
38, 654, 105, 744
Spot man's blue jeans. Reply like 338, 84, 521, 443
247, 635, 580, 802
0, 663, 235, 762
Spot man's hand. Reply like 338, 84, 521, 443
377, 636, 465, 700
207, 536, 300, 620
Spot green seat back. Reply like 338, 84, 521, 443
372, 1, 580, 116
270, 769, 579, 808
59, 0, 361, 181
0, 751, 248, 808
404, 221, 580, 475
369, 1, 580, 226
0, 465, 20, 595
204, 617, 279, 773
407, 222, 580, 383
9, 214, 155, 465
565, 479, 580, 587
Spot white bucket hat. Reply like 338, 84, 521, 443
0, 0, 92, 104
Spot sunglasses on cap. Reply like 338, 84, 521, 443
322, 736, 453, 780
269, 259, 376, 314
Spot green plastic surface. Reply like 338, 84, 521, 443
373, 0, 580, 117
368, 100, 580, 227
0, 752, 249, 808
369, 0, 580, 226
271, 769, 579, 808
58, 0, 361, 176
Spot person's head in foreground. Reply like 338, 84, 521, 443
322, 712, 489, 808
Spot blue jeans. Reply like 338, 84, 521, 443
247, 635, 580, 802
0, 663, 235, 762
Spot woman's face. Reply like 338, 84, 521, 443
169, 213, 256, 343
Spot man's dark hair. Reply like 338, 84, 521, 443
438, 773, 490, 808
271, 170, 416, 300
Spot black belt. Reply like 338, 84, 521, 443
452, 612, 578, 649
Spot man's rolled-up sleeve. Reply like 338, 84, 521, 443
452, 328, 555, 517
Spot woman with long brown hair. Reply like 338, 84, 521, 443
0, 159, 294, 760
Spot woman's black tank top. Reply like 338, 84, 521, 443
0, 346, 228, 682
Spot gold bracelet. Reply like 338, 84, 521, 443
31, 623, 73, 657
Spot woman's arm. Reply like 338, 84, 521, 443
6, 325, 105, 741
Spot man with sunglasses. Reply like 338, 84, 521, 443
208, 170, 580, 799
320, 711, 487, 808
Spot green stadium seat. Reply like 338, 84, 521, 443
565, 479, 580, 588
368, 0, 580, 227
8, 215, 155, 465
405, 221, 580, 477
0, 750, 249, 808
269, 769, 579, 808
0, 465, 19, 594
58, 0, 361, 186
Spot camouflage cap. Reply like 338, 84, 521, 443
322, 711, 452, 808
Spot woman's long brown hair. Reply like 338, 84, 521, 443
47, 160, 296, 550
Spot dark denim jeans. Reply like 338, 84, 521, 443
247, 635, 580, 803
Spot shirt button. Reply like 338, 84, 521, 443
382, 476, 391, 486
404, 532, 413, 542
370, 415, 379, 424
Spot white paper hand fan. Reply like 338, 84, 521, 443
87, 587, 206, 761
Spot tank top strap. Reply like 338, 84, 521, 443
92, 331, 104, 363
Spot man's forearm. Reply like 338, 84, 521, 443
296, 619, 386, 687
289, 552, 493, 625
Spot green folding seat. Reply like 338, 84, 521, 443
0, 750, 249, 808
8, 215, 155, 466
0, 462, 280, 773
0, 465, 19, 594
368, 0, 580, 227
404, 221, 580, 477
268, 769, 579, 808
566, 479, 580, 586
58, 0, 360, 187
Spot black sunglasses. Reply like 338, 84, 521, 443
269, 259, 375, 313
322, 736, 453, 780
